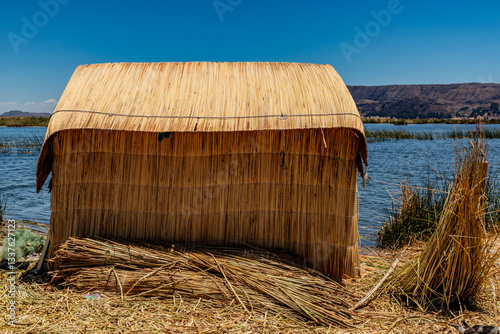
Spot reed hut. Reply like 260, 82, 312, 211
37, 62, 368, 278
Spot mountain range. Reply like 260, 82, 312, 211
348, 83, 500, 119
0, 110, 52, 117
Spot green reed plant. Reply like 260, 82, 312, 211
364, 130, 436, 140
377, 182, 446, 249
485, 173, 500, 232
15, 134, 43, 152
378, 176, 499, 249
0, 192, 6, 222
0, 136, 11, 153
18, 134, 43, 148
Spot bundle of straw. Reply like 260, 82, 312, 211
389, 133, 500, 311
50, 238, 356, 327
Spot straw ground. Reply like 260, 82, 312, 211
1, 239, 499, 333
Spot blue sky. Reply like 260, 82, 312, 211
1, 0, 499, 113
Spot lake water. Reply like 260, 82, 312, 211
0, 127, 51, 226
1, 124, 499, 247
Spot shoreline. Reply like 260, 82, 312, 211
0, 117, 50, 127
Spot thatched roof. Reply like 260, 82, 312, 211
37, 62, 366, 191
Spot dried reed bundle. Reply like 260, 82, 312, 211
389, 133, 500, 311
51, 237, 356, 327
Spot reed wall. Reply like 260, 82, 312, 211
47, 127, 361, 277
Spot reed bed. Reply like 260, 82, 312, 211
0, 134, 44, 153
365, 129, 435, 140
50, 237, 357, 327
448, 128, 500, 139
0, 136, 10, 153
365, 128, 500, 141
0, 116, 49, 127
388, 134, 500, 311
17, 134, 43, 149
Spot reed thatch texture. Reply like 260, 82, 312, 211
37, 62, 366, 189
36, 62, 367, 278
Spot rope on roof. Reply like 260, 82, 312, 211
51, 109, 363, 120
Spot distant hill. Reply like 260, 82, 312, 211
0, 110, 51, 117
348, 83, 500, 119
